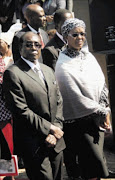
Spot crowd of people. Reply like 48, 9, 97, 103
0, 1, 112, 180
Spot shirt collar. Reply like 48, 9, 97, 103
56, 32, 66, 44
21, 56, 40, 72
27, 24, 40, 34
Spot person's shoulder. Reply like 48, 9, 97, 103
14, 26, 29, 38
42, 36, 57, 53
45, 37, 56, 47
43, 35, 60, 52
40, 63, 54, 73
6, 59, 22, 70
88, 52, 97, 61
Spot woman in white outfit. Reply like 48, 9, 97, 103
55, 18, 111, 180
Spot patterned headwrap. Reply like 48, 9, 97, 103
61, 18, 86, 37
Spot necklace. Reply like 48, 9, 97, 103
64, 47, 85, 71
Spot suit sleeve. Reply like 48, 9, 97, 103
3, 69, 51, 136
48, 69, 64, 129
54, 83, 64, 129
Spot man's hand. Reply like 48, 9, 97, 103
0, 16, 8, 23
45, 134, 57, 147
46, 15, 53, 23
50, 124, 64, 139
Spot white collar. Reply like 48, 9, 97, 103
56, 32, 66, 44
21, 56, 40, 72
27, 24, 40, 34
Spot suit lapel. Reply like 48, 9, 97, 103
17, 59, 47, 92
40, 64, 52, 94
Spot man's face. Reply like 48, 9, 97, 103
20, 33, 42, 62
28, 7, 46, 29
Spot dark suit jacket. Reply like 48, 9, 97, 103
0, 129, 11, 160
12, 26, 49, 63
42, 34, 65, 70
0, 0, 15, 31
3, 59, 65, 156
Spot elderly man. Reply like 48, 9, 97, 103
3, 32, 65, 180
12, 4, 49, 62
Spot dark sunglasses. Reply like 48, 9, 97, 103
24, 42, 42, 49
68, 32, 86, 38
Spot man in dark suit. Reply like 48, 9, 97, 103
0, 0, 15, 32
12, 4, 49, 63
42, 9, 73, 70
3, 31, 65, 180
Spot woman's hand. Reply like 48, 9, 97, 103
101, 113, 111, 131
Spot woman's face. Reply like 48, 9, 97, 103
67, 27, 86, 50
0, 39, 8, 56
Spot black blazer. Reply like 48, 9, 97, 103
3, 59, 65, 156
42, 34, 65, 70
12, 26, 49, 63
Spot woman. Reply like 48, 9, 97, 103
0, 33, 14, 180
55, 18, 111, 180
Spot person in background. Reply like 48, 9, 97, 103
42, 8, 73, 70
16, 0, 32, 24
0, 33, 14, 180
0, 0, 16, 32
37, 0, 66, 30
0, 34, 13, 68
12, 4, 49, 63
55, 18, 111, 180
3, 31, 65, 180
47, 29, 56, 40
66, 0, 73, 12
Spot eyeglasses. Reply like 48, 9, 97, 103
24, 42, 42, 49
68, 32, 86, 38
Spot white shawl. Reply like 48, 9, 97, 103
55, 51, 109, 120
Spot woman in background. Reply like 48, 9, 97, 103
0, 33, 14, 180
55, 18, 111, 180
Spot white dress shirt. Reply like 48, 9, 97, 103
21, 56, 45, 82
